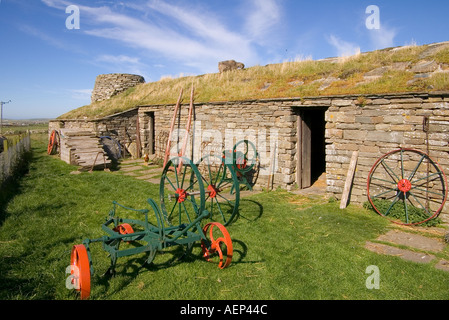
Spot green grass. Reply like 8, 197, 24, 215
59, 43, 449, 120
0, 134, 448, 300
364, 199, 442, 227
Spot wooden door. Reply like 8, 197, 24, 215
145, 112, 155, 155
297, 111, 312, 189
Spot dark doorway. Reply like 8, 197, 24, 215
296, 108, 327, 189
144, 112, 155, 155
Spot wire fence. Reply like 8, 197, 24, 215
0, 132, 31, 185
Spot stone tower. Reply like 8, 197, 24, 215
91, 73, 145, 103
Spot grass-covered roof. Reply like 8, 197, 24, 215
59, 42, 449, 120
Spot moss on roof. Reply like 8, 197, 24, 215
59, 42, 449, 120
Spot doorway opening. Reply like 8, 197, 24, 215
143, 112, 155, 155
296, 108, 327, 189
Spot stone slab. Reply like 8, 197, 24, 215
365, 241, 435, 263
120, 165, 146, 172
377, 230, 445, 252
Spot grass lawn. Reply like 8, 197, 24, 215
0, 133, 448, 301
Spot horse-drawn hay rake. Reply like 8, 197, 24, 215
69, 140, 258, 300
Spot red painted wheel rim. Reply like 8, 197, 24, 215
201, 222, 233, 269
70, 244, 91, 300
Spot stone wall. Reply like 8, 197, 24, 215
139, 100, 298, 190
50, 91, 449, 222
49, 108, 140, 158
322, 92, 449, 222
91, 73, 145, 103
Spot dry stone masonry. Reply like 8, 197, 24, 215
49, 41, 449, 223
91, 73, 145, 103
49, 91, 449, 222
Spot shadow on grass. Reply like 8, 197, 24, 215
233, 198, 263, 223
86, 237, 258, 299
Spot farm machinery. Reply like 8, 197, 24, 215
68, 140, 258, 299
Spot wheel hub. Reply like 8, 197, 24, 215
207, 184, 218, 198
397, 179, 412, 193
175, 188, 187, 203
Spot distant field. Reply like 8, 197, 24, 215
1, 122, 48, 135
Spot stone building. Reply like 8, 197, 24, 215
91, 73, 145, 103
49, 42, 449, 223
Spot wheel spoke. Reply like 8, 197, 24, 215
380, 160, 400, 183
403, 191, 409, 224
180, 163, 188, 188
367, 148, 448, 225
214, 163, 224, 186
384, 193, 401, 217
411, 186, 445, 198
165, 176, 177, 191
214, 197, 228, 222
371, 176, 397, 186
181, 202, 192, 224
408, 191, 433, 217
407, 154, 426, 182
372, 187, 398, 199
411, 172, 442, 185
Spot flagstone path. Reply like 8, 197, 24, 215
365, 226, 449, 272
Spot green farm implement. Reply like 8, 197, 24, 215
68, 143, 259, 299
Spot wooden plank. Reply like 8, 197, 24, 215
301, 112, 312, 189
136, 116, 142, 159
340, 150, 359, 209
267, 141, 277, 191
164, 88, 183, 167
177, 85, 194, 173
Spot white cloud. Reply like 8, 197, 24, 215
327, 35, 361, 58
244, 0, 282, 41
368, 25, 397, 49
96, 54, 140, 65
40, 0, 283, 74
94, 54, 150, 80
70, 89, 92, 100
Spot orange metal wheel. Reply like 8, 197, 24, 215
47, 130, 57, 155
201, 222, 233, 269
70, 244, 91, 300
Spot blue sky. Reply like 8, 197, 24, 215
0, 0, 448, 119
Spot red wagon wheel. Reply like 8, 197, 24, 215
367, 148, 448, 225
70, 244, 91, 300
47, 130, 59, 155
201, 222, 233, 269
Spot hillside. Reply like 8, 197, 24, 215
59, 42, 449, 120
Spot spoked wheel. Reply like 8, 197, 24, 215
201, 222, 233, 269
231, 140, 258, 174
196, 154, 240, 226
100, 136, 122, 160
70, 244, 91, 300
160, 156, 206, 226
47, 130, 59, 155
223, 140, 259, 190
367, 148, 448, 225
